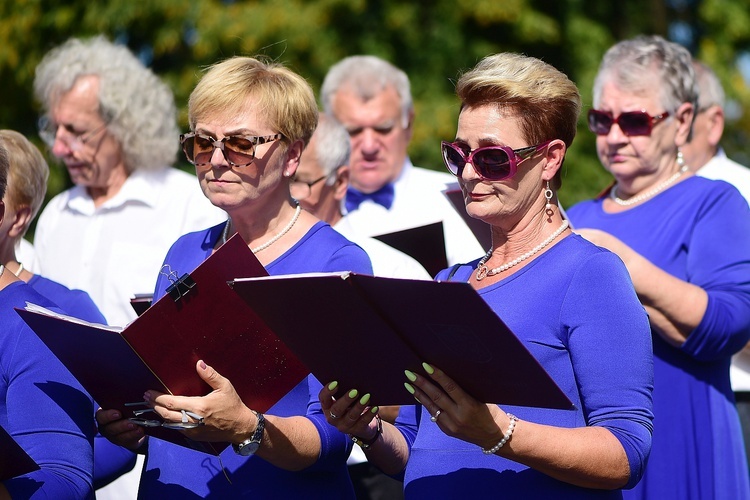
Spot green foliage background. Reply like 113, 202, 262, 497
2, 0, 750, 223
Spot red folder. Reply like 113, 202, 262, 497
229, 272, 572, 409
16, 235, 310, 454
0, 424, 39, 481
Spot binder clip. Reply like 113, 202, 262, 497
160, 265, 197, 302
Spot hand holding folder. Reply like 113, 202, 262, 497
17, 235, 310, 454
229, 272, 572, 409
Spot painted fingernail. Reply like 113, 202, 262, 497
371, 406, 379, 414
404, 382, 415, 394
404, 369, 417, 382
143, 392, 151, 402
328, 381, 338, 391
360, 393, 371, 405
422, 362, 435, 375
199, 360, 207, 370
348, 389, 358, 399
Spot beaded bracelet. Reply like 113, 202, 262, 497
350, 414, 382, 450
481, 413, 518, 455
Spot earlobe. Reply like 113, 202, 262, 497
284, 140, 305, 178
675, 102, 695, 146
542, 140, 566, 180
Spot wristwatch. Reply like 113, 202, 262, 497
233, 411, 265, 456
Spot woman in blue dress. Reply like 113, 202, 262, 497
319, 52, 654, 498
0, 140, 96, 499
96, 56, 372, 498
568, 35, 750, 499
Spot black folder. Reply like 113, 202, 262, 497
229, 272, 572, 409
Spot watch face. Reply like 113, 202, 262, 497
239, 441, 260, 456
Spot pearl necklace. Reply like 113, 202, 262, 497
0, 264, 4, 279
222, 201, 302, 253
610, 166, 688, 206
12, 262, 23, 277
476, 220, 569, 281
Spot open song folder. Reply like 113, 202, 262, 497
229, 272, 572, 409
16, 234, 310, 454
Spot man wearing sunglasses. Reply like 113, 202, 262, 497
681, 60, 750, 476
31, 35, 225, 499
321, 56, 484, 269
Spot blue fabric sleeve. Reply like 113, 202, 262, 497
323, 243, 373, 275
563, 251, 654, 489
301, 376, 353, 473
681, 187, 750, 361
3, 302, 95, 498
92, 434, 137, 489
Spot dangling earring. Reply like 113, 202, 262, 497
676, 148, 685, 168
544, 181, 555, 220
544, 181, 554, 212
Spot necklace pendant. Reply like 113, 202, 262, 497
476, 265, 489, 281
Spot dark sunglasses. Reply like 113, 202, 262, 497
180, 132, 284, 167
587, 109, 669, 137
441, 140, 551, 181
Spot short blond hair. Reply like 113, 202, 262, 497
188, 57, 318, 148
0, 130, 49, 237
456, 53, 581, 149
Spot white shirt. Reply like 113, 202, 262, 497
34, 167, 226, 328
15, 238, 39, 273
340, 159, 485, 267
696, 148, 750, 391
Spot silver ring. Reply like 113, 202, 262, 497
330, 411, 339, 419
430, 409, 442, 422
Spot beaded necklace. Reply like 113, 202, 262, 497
222, 201, 302, 253
475, 220, 569, 281
610, 166, 688, 207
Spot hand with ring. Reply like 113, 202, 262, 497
318, 381, 379, 440
144, 359, 259, 444
403, 362, 510, 451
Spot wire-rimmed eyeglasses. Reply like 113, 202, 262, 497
290, 174, 329, 200
38, 116, 108, 152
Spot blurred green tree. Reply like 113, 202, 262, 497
1, 0, 749, 228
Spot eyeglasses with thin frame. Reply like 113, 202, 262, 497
441, 140, 552, 181
587, 109, 670, 137
38, 116, 109, 152
180, 132, 284, 167
290, 174, 329, 200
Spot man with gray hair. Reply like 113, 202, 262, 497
682, 60, 750, 472
294, 113, 430, 281
321, 55, 483, 270
32, 36, 225, 329
32, 35, 225, 499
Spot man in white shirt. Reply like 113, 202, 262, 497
32, 36, 225, 329
682, 59, 750, 468
32, 36, 225, 500
294, 113, 431, 281
320, 55, 484, 268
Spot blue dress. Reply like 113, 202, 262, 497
1, 281, 95, 499
568, 176, 750, 499
138, 221, 372, 499
396, 234, 654, 498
